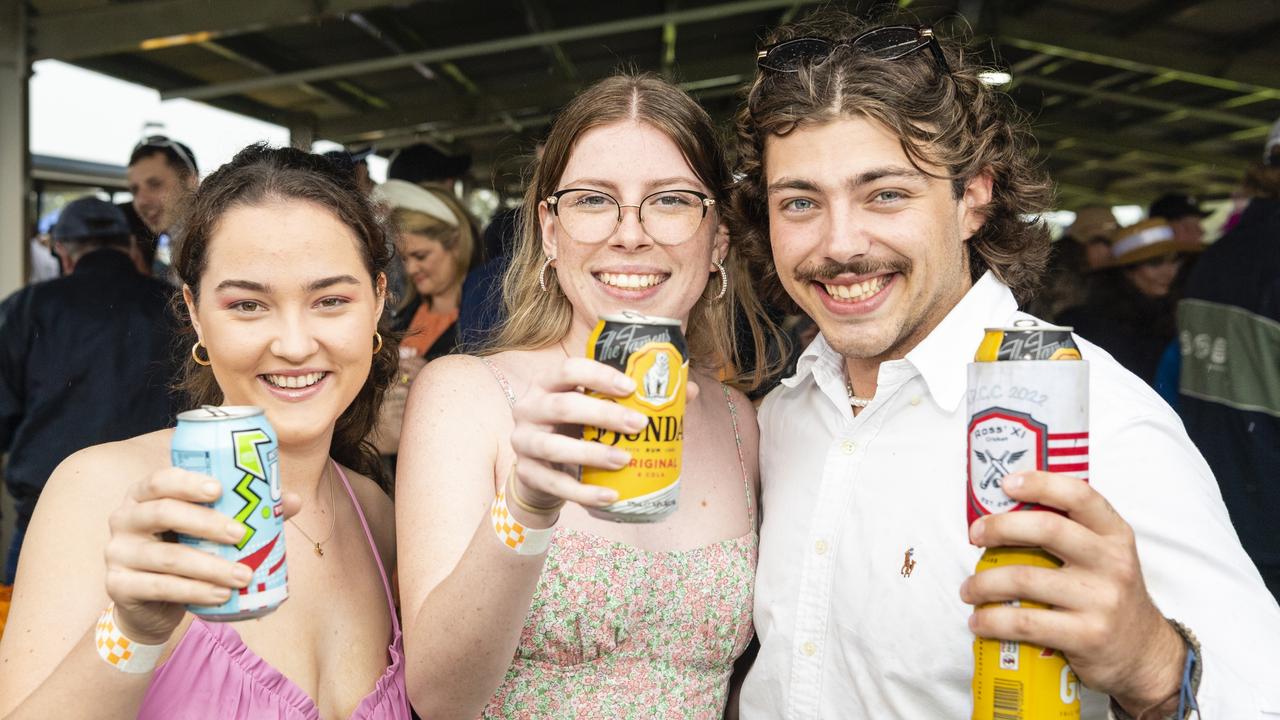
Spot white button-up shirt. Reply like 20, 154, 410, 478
742, 272, 1280, 719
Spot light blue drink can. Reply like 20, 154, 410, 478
173, 405, 288, 621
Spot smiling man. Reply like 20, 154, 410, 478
729, 9, 1280, 719
127, 136, 200, 280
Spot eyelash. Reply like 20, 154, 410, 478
227, 297, 350, 313
783, 198, 816, 213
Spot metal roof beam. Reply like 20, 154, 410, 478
1034, 127, 1251, 174
357, 80, 748, 152
520, 0, 578, 81
1016, 75, 1270, 130
998, 20, 1280, 96
316, 56, 750, 140
161, 0, 826, 102
31, 0, 399, 62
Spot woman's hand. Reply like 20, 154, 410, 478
102, 468, 301, 644
374, 354, 429, 455
507, 357, 645, 510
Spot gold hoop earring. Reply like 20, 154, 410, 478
191, 341, 212, 367
373, 332, 384, 355
712, 259, 728, 301
538, 256, 556, 293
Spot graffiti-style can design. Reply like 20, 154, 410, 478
173, 406, 287, 621
582, 311, 688, 523
968, 320, 1086, 720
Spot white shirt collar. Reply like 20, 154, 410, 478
782, 272, 1018, 413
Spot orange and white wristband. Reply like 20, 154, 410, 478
95, 604, 165, 673
491, 489, 556, 556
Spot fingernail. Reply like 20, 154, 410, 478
226, 522, 244, 541
609, 449, 631, 467
234, 565, 253, 584
214, 587, 232, 602
615, 376, 636, 394
202, 481, 221, 497
970, 519, 985, 542
1005, 474, 1024, 490
597, 489, 618, 505
967, 613, 978, 631
627, 412, 647, 431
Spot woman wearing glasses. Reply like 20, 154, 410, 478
0, 145, 410, 718
396, 73, 783, 718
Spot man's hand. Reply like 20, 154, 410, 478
960, 471, 1185, 716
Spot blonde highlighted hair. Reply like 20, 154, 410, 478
488, 72, 786, 391
389, 187, 477, 313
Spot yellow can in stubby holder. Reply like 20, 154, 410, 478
581, 311, 688, 523
968, 320, 1087, 720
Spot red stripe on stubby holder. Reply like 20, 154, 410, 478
1048, 446, 1089, 456
1047, 462, 1090, 473
1050, 431, 1089, 440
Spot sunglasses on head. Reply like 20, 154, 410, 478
756, 25, 950, 75
134, 135, 197, 178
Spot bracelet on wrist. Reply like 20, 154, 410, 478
94, 603, 165, 674
507, 472, 565, 516
1109, 618, 1201, 720
491, 472, 557, 556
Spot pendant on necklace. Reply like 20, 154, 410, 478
314, 543, 324, 557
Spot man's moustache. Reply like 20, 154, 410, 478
793, 258, 911, 283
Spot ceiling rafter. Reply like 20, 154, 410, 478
160, 0, 828, 102
31, 0, 399, 61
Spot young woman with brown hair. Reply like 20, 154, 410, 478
0, 145, 409, 719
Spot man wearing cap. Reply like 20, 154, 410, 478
1059, 218, 1203, 387
1149, 192, 1211, 247
126, 136, 199, 281
0, 197, 178, 587
1177, 118, 1280, 601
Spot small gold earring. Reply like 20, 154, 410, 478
373, 332, 384, 355
191, 341, 211, 367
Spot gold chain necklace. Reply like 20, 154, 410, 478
289, 462, 337, 557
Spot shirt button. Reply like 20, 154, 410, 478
910, 396, 922, 406
840, 440, 856, 455
802, 641, 817, 656
815, 539, 829, 555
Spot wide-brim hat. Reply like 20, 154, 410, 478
1108, 218, 1204, 267
372, 179, 460, 227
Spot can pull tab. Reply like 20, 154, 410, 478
200, 405, 231, 417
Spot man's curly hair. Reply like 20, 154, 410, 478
730, 8, 1054, 311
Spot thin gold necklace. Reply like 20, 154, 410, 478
289, 462, 337, 557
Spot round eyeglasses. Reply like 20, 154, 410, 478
546, 188, 716, 245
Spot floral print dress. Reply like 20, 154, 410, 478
479, 359, 757, 719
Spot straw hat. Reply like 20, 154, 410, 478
1107, 218, 1203, 267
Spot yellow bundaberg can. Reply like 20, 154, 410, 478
581, 311, 687, 523
969, 320, 1087, 720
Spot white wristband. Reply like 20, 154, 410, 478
95, 604, 165, 673
491, 489, 556, 555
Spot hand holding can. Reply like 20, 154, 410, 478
508, 356, 644, 514
172, 406, 289, 621
103, 467, 265, 645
